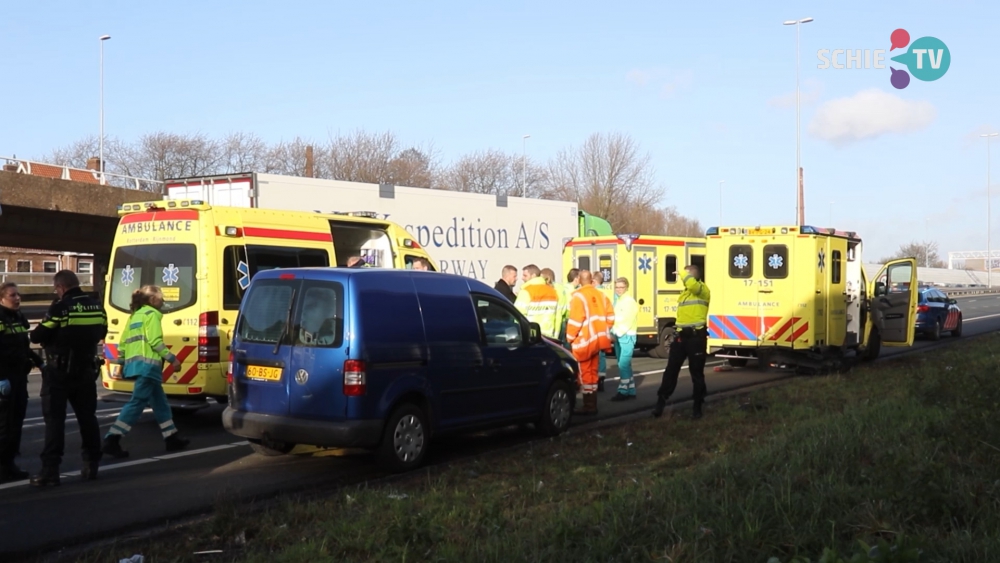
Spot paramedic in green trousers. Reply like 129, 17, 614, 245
653, 264, 710, 419
609, 277, 639, 400
102, 285, 190, 458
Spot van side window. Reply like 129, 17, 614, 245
763, 244, 788, 279
729, 245, 753, 279
831, 250, 842, 284
474, 296, 522, 346
664, 255, 677, 283
223, 245, 330, 310
294, 282, 344, 348
577, 256, 591, 271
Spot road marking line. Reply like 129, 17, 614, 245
966, 313, 1000, 322
155, 443, 244, 460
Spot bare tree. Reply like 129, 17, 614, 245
39, 136, 100, 169
439, 148, 546, 197
218, 131, 270, 174
322, 130, 439, 187
387, 147, 436, 189
880, 240, 945, 268
263, 137, 325, 177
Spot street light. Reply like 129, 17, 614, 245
521, 134, 530, 197
718, 180, 725, 226
783, 17, 813, 225
982, 132, 998, 287
99, 34, 111, 183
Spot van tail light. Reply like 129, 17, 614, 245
226, 350, 234, 384
917, 305, 930, 313
199, 311, 221, 364
343, 360, 366, 396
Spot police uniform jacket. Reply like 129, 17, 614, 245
0, 305, 41, 380
30, 288, 108, 378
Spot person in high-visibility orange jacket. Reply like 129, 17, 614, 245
565, 270, 615, 415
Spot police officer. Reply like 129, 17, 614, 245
29, 270, 108, 486
0, 282, 43, 481
653, 264, 711, 419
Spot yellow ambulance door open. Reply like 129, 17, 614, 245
869, 258, 919, 347
630, 243, 657, 335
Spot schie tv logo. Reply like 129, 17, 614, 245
817, 28, 950, 89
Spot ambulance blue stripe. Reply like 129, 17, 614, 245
711, 315, 738, 340
730, 316, 757, 341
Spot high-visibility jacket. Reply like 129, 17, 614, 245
553, 282, 569, 321
566, 285, 614, 360
612, 294, 639, 337
676, 273, 711, 328
514, 277, 560, 338
119, 305, 177, 380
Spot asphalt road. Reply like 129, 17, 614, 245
2, 295, 999, 559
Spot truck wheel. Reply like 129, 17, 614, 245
862, 330, 881, 362
537, 380, 573, 437
378, 403, 428, 472
248, 439, 295, 456
649, 326, 675, 359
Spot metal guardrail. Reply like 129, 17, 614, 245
941, 288, 1000, 297
2, 156, 163, 192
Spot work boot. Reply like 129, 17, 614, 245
0, 463, 29, 481
165, 434, 190, 452
692, 402, 704, 420
30, 466, 61, 487
574, 393, 598, 416
652, 395, 667, 418
102, 434, 129, 459
81, 461, 99, 481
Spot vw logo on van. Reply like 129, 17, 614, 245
295, 369, 309, 385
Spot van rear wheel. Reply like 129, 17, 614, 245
648, 326, 675, 359
378, 404, 428, 472
537, 380, 573, 437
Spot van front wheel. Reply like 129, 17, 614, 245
379, 404, 428, 472
537, 380, 573, 437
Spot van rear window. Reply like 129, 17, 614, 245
110, 244, 197, 314
237, 282, 297, 344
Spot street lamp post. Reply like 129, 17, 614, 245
100, 34, 111, 183
783, 17, 813, 225
982, 132, 998, 287
718, 180, 725, 226
521, 134, 531, 197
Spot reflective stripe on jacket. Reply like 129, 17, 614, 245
514, 277, 560, 338
612, 294, 639, 337
565, 285, 615, 360
676, 274, 710, 328
120, 305, 176, 379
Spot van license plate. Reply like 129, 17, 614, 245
246, 365, 282, 381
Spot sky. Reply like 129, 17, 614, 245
2, 0, 998, 264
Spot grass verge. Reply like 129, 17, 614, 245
65, 334, 1000, 562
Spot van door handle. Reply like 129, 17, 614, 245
174, 319, 182, 325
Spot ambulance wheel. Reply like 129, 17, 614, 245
537, 380, 573, 437
649, 326, 675, 358
378, 403, 428, 472
862, 330, 881, 362
248, 439, 295, 456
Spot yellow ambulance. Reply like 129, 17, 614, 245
562, 233, 706, 357
100, 199, 437, 410
704, 225, 918, 373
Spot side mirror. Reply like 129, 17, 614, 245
874, 281, 886, 297
528, 322, 542, 345
947, 298, 957, 305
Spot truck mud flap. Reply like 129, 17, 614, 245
100, 392, 211, 411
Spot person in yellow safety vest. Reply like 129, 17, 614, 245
653, 264, 711, 420
540, 268, 566, 329
609, 276, 639, 401
514, 264, 560, 339
559, 268, 580, 350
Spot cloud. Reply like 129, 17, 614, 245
768, 79, 824, 109
807, 89, 936, 146
626, 68, 693, 98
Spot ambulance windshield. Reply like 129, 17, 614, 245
110, 244, 197, 314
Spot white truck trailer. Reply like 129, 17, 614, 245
163, 172, 587, 283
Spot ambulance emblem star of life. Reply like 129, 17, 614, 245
638, 255, 652, 274
818, 249, 826, 273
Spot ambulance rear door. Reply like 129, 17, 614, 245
630, 243, 657, 334
868, 258, 918, 347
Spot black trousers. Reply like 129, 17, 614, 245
657, 327, 708, 405
0, 372, 29, 466
40, 368, 102, 469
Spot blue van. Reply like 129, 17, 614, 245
222, 267, 579, 471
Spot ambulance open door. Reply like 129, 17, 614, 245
868, 258, 918, 347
